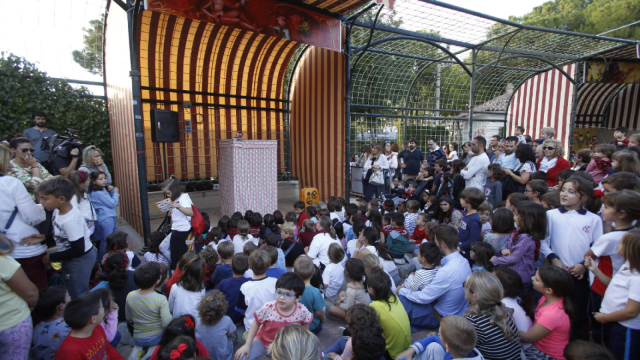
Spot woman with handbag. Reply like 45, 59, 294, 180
383, 142, 398, 194
362, 143, 389, 202
502, 144, 537, 200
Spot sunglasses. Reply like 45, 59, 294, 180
463, 281, 474, 294
543, 147, 556, 150
20, 148, 35, 153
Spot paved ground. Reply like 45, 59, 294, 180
115, 196, 437, 359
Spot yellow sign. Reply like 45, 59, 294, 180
300, 188, 319, 208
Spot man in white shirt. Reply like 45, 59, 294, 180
497, 136, 519, 170
461, 136, 490, 190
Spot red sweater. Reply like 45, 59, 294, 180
411, 226, 429, 244
55, 325, 123, 360
537, 156, 571, 187
164, 268, 183, 296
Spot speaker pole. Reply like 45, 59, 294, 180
162, 142, 168, 179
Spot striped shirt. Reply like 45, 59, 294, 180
125, 291, 172, 338
465, 313, 522, 360
403, 267, 438, 292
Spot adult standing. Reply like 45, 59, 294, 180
355, 144, 370, 168
362, 143, 389, 202
461, 136, 490, 190
486, 135, 500, 162
425, 137, 446, 167
536, 139, 571, 187
8, 138, 53, 201
461, 142, 473, 165
383, 142, 398, 194
398, 138, 425, 181
52, 146, 80, 178
497, 136, 519, 171
78, 145, 112, 184
502, 144, 537, 196
22, 111, 56, 175
0, 235, 39, 359
0, 146, 48, 290
398, 225, 471, 330
492, 140, 504, 163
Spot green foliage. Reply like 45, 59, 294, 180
517, 0, 640, 39
72, 16, 104, 76
0, 53, 111, 169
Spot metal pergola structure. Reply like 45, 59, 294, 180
338, 0, 639, 198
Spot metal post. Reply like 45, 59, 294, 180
344, 22, 353, 200
127, 0, 152, 253
567, 62, 581, 160
468, 50, 477, 141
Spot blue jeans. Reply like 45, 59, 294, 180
110, 331, 121, 347
95, 216, 116, 260
399, 295, 440, 332
310, 322, 323, 335
63, 247, 97, 299
323, 337, 348, 360
134, 331, 163, 347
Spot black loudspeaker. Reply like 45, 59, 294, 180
150, 109, 180, 143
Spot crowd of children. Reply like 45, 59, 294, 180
3, 127, 640, 360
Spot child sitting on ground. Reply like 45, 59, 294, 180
322, 243, 346, 302
294, 256, 326, 335
168, 254, 206, 323
126, 261, 172, 347
235, 273, 313, 360
264, 233, 286, 271
215, 253, 250, 325
470, 241, 495, 273
329, 258, 371, 319
264, 246, 286, 279
200, 246, 219, 291
209, 241, 234, 288
298, 219, 317, 248
144, 231, 171, 267
397, 242, 441, 292
525, 179, 548, 205
384, 212, 410, 264
55, 292, 124, 359
155, 263, 170, 298
149, 315, 210, 360
404, 200, 420, 237
409, 213, 430, 257
103, 231, 141, 271
396, 315, 482, 360
232, 220, 256, 255
196, 290, 236, 360
31, 286, 72, 360
477, 201, 493, 235
237, 250, 278, 331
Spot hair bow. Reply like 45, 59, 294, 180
594, 189, 605, 198
169, 343, 188, 360
185, 317, 195, 329
77, 170, 88, 183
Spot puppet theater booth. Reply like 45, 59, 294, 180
104, 0, 638, 242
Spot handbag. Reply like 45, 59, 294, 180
369, 169, 385, 187
502, 162, 529, 200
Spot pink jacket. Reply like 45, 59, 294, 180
586, 159, 608, 183
100, 311, 118, 342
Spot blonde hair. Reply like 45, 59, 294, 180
440, 316, 477, 356
281, 222, 296, 236
237, 220, 250, 240
612, 150, 640, 175
542, 138, 565, 158
268, 324, 320, 360
82, 146, 103, 169
293, 256, 315, 280
0, 146, 11, 175
464, 271, 518, 343
540, 127, 556, 137
362, 253, 381, 271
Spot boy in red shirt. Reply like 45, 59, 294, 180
55, 292, 124, 360
235, 272, 312, 360
294, 201, 309, 231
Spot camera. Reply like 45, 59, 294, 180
42, 128, 85, 161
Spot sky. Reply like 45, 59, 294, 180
0, 0, 549, 95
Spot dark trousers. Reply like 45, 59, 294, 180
589, 289, 606, 344
169, 230, 191, 270
16, 253, 48, 290
570, 275, 590, 340
363, 180, 383, 202
607, 322, 640, 360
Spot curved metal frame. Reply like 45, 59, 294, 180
477, 55, 576, 84
352, 36, 473, 77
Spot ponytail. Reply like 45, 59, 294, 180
105, 252, 129, 289
318, 216, 336, 239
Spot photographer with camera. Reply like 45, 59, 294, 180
78, 145, 112, 184
44, 129, 84, 177
22, 111, 56, 174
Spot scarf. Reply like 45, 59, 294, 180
381, 224, 395, 235
539, 156, 558, 172
394, 225, 409, 238
594, 158, 612, 174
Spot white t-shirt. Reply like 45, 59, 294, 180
238, 277, 278, 330
71, 194, 97, 234
330, 213, 340, 222
232, 234, 258, 255
501, 297, 533, 350
589, 230, 628, 285
346, 239, 358, 257
171, 193, 193, 232
461, 153, 490, 190
449, 150, 459, 160
481, 222, 492, 234
322, 263, 344, 298
600, 261, 640, 329
52, 207, 93, 253
307, 233, 340, 267
168, 284, 205, 324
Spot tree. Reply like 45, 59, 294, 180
0, 53, 111, 170
72, 16, 104, 76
